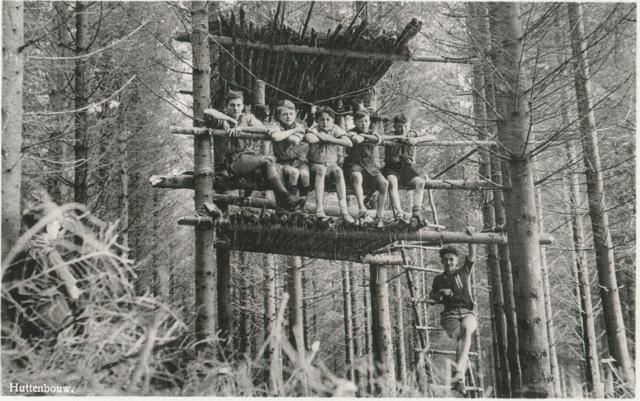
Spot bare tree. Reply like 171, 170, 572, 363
191, 0, 216, 346
567, 2, 635, 387
2, 1, 24, 257
487, 3, 552, 396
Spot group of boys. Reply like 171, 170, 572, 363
208, 91, 478, 394
208, 91, 437, 228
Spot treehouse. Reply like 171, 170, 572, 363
156, 5, 554, 397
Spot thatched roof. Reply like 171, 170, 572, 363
206, 8, 422, 117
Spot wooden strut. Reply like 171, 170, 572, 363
177, 215, 553, 245
175, 33, 476, 64
170, 126, 495, 148
150, 174, 501, 191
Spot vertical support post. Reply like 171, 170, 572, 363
288, 256, 305, 357
369, 264, 396, 397
191, 1, 216, 347
342, 262, 355, 381
394, 265, 407, 385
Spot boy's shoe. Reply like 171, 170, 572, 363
284, 194, 307, 211
342, 213, 356, 224
409, 214, 422, 230
452, 378, 466, 395
373, 217, 385, 229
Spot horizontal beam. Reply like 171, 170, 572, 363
177, 216, 553, 246
176, 34, 475, 64
361, 254, 405, 265
170, 126, 495, 148
150, 175, 500, 191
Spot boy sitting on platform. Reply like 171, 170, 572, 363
205, 91, 306, 212
268, 100, 311, 197
382, 113, 436, 228
345, 110, 388, 229
305, 106, 355, 223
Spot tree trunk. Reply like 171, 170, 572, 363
216, 246, 232, 352
191, 0, 217, 347
2, 0, 24, 258
535, 183, 562, 397
567, 2, 635, 386
239, 253, 251, 356
288, 256, 305, 358
341, 262, 355, 381
362, 272, 373, 393
468, 18, 511, 392
565, 141, 604, 398
73, 1, 89, 205
488, 3, 552, 396
394, 266, 407, 385
349, 262, 362, 388
264, 254, 281, 393
118, 131, 130, 260
474, 4, 522, 392
47, 2, 72, 205
369, 264, 396, 396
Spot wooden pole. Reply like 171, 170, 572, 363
394, 265, 407, 385
178, 216, 553, 246
342, 262, 355, 381
191, 1, 216, 348
176, 33, 475, 64
171, 126, 495, 148
151, 174, 501, 191
369, 264, 396, 396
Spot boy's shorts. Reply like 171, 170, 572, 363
277, 159, 310, 172
440, 307, 476, 339
382, 162, 421, 187
345, 163, 383, 191
310, 162, 343, 185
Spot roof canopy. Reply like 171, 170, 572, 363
206, 8, 422, 115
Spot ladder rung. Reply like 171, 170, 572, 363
431, 385, 484, 392
415, 325, 444, 331
428, 349, 479, 357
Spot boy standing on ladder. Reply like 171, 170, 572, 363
204, 91, 306, 211
305, 106, 355, 223
344, 109, 388, 229
268, 100, 311, 198
429, 228, 477, 395
382, 113, 436, 228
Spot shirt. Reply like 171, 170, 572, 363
307, 125, 348, 164
268, 121, 308, 163
431, 257, 475, 310
213, 113, 263, 163
384, 130, 419, 165
345, 129, 380, 174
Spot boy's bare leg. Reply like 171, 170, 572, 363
333, 168, 355, 223
299, 168, 310, 188
409, 176, 426, 217
375, 175, 389, 220
311, 164, 327, 216
284, 166, 300, 187
387, 175, 404, 218
351, 172, 367, 213
453, 315, 477, 383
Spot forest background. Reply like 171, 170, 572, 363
1, 1, 635, 398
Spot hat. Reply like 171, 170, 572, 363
439, 246, 459, 258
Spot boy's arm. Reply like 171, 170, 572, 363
429, 278, 451, 301
405, 131, 437, 145
313, 129, 353, 147
465, 226, 477, 272
359, 133, 382, 143
203, 108, 238, 125
305, 127, 321, 143
270, 124, 305, 142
